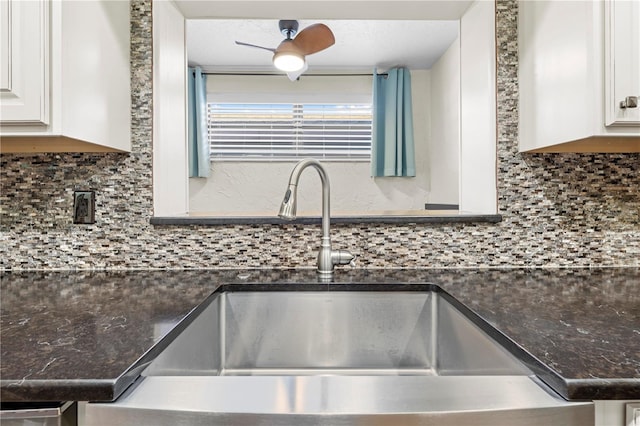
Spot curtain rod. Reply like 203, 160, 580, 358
200, 72, 387, 77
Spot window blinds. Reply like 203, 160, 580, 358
207, 103, 372, 161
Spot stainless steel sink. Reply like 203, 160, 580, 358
83, 289, 593, 426
145, 290, 531, 377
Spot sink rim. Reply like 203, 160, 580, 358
110, 374, 592, 414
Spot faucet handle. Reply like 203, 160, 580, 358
331, 250, 355, 267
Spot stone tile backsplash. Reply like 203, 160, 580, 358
1, 1, 638, 270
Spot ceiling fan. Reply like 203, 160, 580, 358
235, 20, 335, 80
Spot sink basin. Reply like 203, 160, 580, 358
83, 287, 593, 426
144, 290, 529, 377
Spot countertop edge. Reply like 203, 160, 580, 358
149, 214, 503, 226
565, 378, 640, 400
0, 379, 117, 402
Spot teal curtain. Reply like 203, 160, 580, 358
371, 67, 416, 177
188, 66, 210, 178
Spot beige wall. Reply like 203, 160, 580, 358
189, 71, 435, 215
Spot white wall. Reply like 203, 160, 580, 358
189, 70, 433, 216
153, 0, 189, 216
428, 37, 460, 205
205, 74, 371, 104
459, 0, 496, 214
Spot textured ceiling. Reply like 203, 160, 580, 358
187, 19, 460, 73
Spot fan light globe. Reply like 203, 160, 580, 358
273, 51, 305, 72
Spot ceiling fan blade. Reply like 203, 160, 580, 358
292, 23, 335, 55
235, 41, 276, 53
286, 61, 309, 81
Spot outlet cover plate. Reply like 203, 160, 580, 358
73, 191, 95, 224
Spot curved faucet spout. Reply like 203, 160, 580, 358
279, 159, 330, 240
278, 159, 354, 276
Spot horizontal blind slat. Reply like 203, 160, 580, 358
207, 102, 372, 161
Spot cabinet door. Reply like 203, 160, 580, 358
0, 0, 49, 125
605, 0, 640, 126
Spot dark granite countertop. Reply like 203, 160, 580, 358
1, 268, 638, 402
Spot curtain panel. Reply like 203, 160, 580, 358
188, 66, 210, 178
371, 67, 416, 177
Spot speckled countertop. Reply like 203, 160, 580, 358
1, 268, 638, 402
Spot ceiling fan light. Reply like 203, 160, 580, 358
273, 51, 305, 72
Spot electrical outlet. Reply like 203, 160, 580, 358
73, 191, 95, 224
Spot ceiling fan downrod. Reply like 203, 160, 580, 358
279, 20, 299, 39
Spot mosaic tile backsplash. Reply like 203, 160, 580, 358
1, 1, 638, 270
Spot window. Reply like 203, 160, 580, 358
207, 102, 372, 161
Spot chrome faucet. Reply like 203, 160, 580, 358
278, 159, 355, 277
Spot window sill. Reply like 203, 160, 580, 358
150, 214, 502, 226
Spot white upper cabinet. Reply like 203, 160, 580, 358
0, 0, 131, 153
518, 0, 640, 153
605, 0, 640, 126
0, 0, 49, 125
